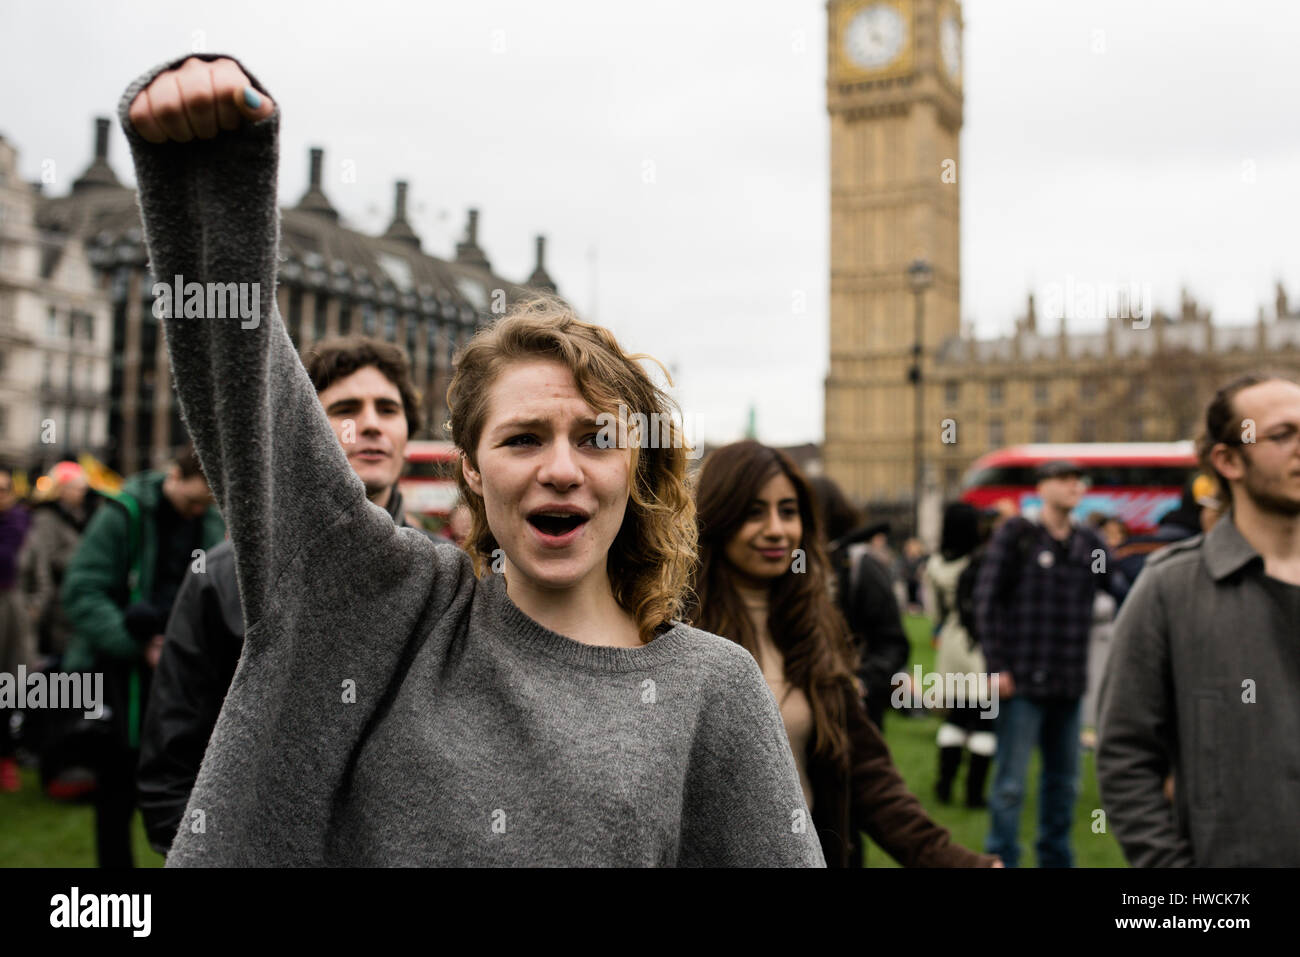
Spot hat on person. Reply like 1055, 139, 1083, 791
1191, 472, 1221, 510
1034, 459, 1085, 482
50, 461, 84, 485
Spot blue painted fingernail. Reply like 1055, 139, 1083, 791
243, 86, 262, 109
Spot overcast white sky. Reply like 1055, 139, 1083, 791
4, 0, 1298, 445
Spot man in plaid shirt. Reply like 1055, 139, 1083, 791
973, 461, 1129, 867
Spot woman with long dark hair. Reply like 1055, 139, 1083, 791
686, 441, 999, 867
116, 54, 823, 866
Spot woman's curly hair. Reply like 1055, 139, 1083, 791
445, 295, 698, 643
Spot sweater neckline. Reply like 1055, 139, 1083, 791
479, 571, 693, 673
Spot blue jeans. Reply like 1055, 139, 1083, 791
985, 695, 1082, 868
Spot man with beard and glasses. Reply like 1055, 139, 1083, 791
1098, 371, 1300, 866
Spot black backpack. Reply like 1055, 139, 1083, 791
954, 520, 1037, 648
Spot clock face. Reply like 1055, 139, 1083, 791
940, 14, 961, 80
844, 4, 907, 71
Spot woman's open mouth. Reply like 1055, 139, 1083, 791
527, 510, 590, 547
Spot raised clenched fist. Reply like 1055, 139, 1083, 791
128, 57, 274, 143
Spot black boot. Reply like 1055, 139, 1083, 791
965, 753, 992, 809
936, 746, 963, 804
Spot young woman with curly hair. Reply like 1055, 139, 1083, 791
120, 54, 822, 866
686, 441, 1000, 867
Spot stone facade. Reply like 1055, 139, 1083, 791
0, 131, 112, 470
6, 119, 561, 476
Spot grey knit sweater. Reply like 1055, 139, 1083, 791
119, 54, 824, 867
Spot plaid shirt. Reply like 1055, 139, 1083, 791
973, 516, 1129, 699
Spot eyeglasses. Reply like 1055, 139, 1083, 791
1222, 425, 1300, 454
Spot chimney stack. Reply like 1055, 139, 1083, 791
383, 179, 421, 249
95, 118, 110, 161
526, 234, 558, 293
72, 116, 122, 193
296, 146, 339, 221
455, 208, 491, 271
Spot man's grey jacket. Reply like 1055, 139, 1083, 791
1097, 511, 1300, 866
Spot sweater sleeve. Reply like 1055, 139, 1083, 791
973, 518, 1022, 677
845, 686, 996, 867
138, 554, 241, 855
60, 502, 138, 662
17, 513, 52, 620
116, 54, 371, 631
1096, 569, 1194, 867
678, 646, 827, 867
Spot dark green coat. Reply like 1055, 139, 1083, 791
61, 471, 225, 672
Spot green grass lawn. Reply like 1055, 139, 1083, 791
861, 613, 1127, 867
0, 767, 163, 867
1, 611, 1126, 868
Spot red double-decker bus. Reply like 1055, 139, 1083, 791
958, 442, 1199, 533
399, 440, 462, 526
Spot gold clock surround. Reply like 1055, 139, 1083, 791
834, 0, 917, 83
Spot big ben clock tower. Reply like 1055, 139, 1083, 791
824, 0, 963, 512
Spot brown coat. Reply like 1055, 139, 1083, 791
808, 682, 998, 868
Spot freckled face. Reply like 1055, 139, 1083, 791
723, 472, 802, 587
462, 359, 633, 591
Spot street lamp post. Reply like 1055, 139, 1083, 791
907, 259, 933, 538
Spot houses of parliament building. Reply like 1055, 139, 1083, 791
0, 118, 558, 475
821, 0, 1300, 514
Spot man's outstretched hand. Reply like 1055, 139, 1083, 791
128, 57, 274, 143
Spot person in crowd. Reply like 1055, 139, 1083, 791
1191, 472, 1226, 533
1099, 517, 1127, 551
808, 475, 910, 730
442, 500, 472, 546
864, 523, 895, 575
1099, 372, 1300, 866
60, 446, 224, 867
19, 461, 98, 662
991, 498, 1019, 527
1113, 484, 1203, 584
1078, 584, 1118, 753
923, 502, 996, 809
0, 467, 34, 793
900, 537, 930, 612
973, 460, 1129, 867
118, 54, 822, 866
139, 335, 438, 855
687, 441, 999, 868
